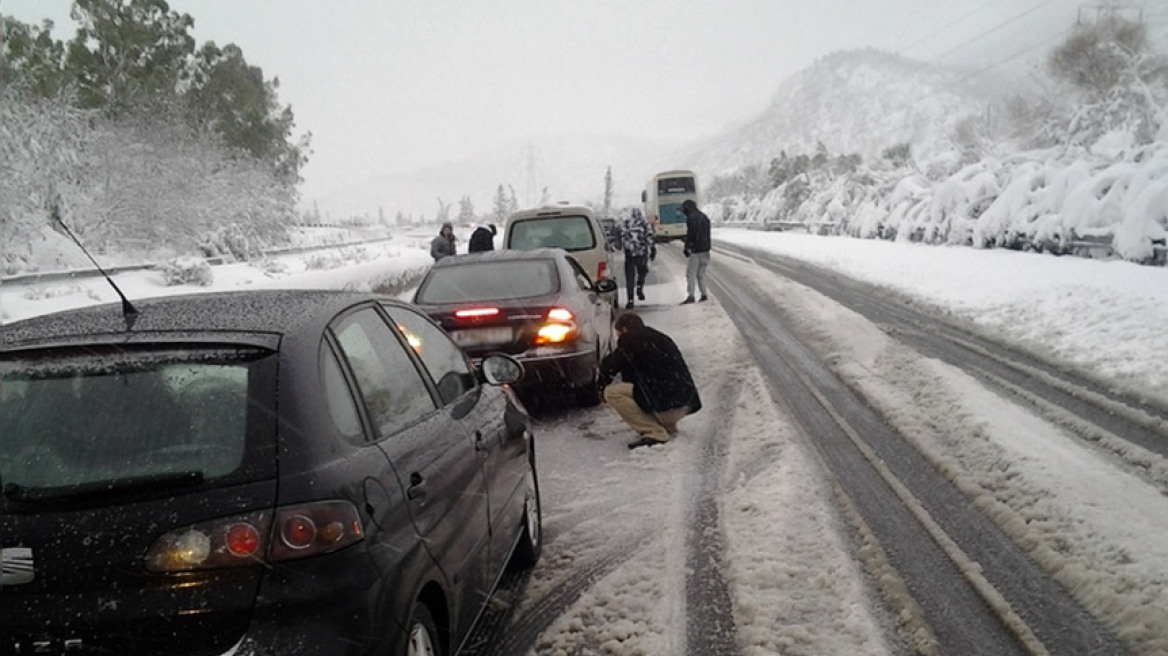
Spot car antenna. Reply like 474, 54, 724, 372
51, 204, 140, 330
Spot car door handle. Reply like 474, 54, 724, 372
406, 472, 425, 500
473, 430, 487, 453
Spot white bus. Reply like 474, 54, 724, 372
642, 170, 700, 243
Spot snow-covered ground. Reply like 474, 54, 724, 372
3, 228, 1167, 653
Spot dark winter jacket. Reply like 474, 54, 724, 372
681, 201, 711, 255
468, 225, 496, 253
430, 228, 457, 261
599, 326, 702, 414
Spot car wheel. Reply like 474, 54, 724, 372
511, 460, 542, 568
405, 603, 442, 656
574, 353, 603, 407
574, 382, 602, 407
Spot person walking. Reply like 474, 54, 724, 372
599, 312, 702, 449
679, 199, 711, 304
621, 208, 656, 309
430, 222, 457, 261
468, 223, 496, 253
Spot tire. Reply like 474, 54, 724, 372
574, 382, 602, 407
574, 353, 603, 408
405, 603, 442, 656
511, 459, 542, 568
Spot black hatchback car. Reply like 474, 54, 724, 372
0, 290, 540, 656
412, 249, 618, 407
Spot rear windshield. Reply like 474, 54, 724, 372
0, 346, 271, 494
415, 260, 560, 303
658, 176, 696, 195
508, 215, 597, 252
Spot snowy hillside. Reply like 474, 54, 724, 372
684, 49, 987, 176
310, 49, 991, 223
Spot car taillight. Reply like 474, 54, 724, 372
145, 500, 364, 572
597, 261, 609, 280
455, 307, 500, 319
535, 307, 578, 344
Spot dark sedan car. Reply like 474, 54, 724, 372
0, 290, 540, 656
412, 248, 618, 407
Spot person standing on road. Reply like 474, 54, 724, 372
621, 208, 656, 309
430, 222, 457, 261
468, 223, 496, 253
599, 312, 702, 449
680, 199, 711, 304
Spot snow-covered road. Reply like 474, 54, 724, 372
4, 228, 1167, 655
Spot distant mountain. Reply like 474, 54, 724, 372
309, 49, 998, 221
681, 49, 990, 178
310, 133, 681, 223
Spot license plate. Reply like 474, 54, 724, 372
450, 327, 513, 347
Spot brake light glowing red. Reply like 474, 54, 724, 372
597, 261, 609, 280
547, 308, 573, 322
455, 307, 500, 319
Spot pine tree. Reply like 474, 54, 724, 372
457, 196, 476, 224
507, 185, 520, 214
492, 184, 510, 222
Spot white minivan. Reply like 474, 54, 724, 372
503, 204, 619, 306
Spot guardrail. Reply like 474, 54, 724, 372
1, 237, 397, 287
716, 221, 1166, 265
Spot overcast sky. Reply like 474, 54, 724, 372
4, 0, 1156, 202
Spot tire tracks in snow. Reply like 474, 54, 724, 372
708, 257, 1130, 656
683, 376, 742, 656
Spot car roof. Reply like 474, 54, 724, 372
431, 248, 567, 268
1, 289, 394, 349
507, 204, 596, 220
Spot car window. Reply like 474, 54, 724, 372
508, 215, 597, 251
332, 308, 437, 437
383, 305, 477, 405
320, 344, 365, 441
414, 260, 560, 303
0, 347, 259, 490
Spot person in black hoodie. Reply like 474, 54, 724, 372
679, 199, 711, 304
599, 312, 702, 449
468, 224, 496, 252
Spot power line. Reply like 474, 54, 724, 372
898, 0, 1006, 54
942, 27, 1071, 90
933, 0, 1063, 61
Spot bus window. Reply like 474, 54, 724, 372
658, 177, 696, 195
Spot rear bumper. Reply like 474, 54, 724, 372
497, 348, 597, 392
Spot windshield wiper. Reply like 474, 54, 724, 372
3, 470, 204, 505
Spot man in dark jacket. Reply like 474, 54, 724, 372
680, 199, 711, 304
430, 222, 457, 261
599, 313, 702, 449
468, 224, 496, 252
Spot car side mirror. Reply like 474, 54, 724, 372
595, 278, 618, 294
479, 353, 524, 385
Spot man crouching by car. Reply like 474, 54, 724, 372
599, 313, 702, 449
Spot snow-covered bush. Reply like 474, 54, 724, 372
158, 257, 214, 287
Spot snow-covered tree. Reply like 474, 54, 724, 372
491, 184, 510, 223
457, 196, 476, 224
